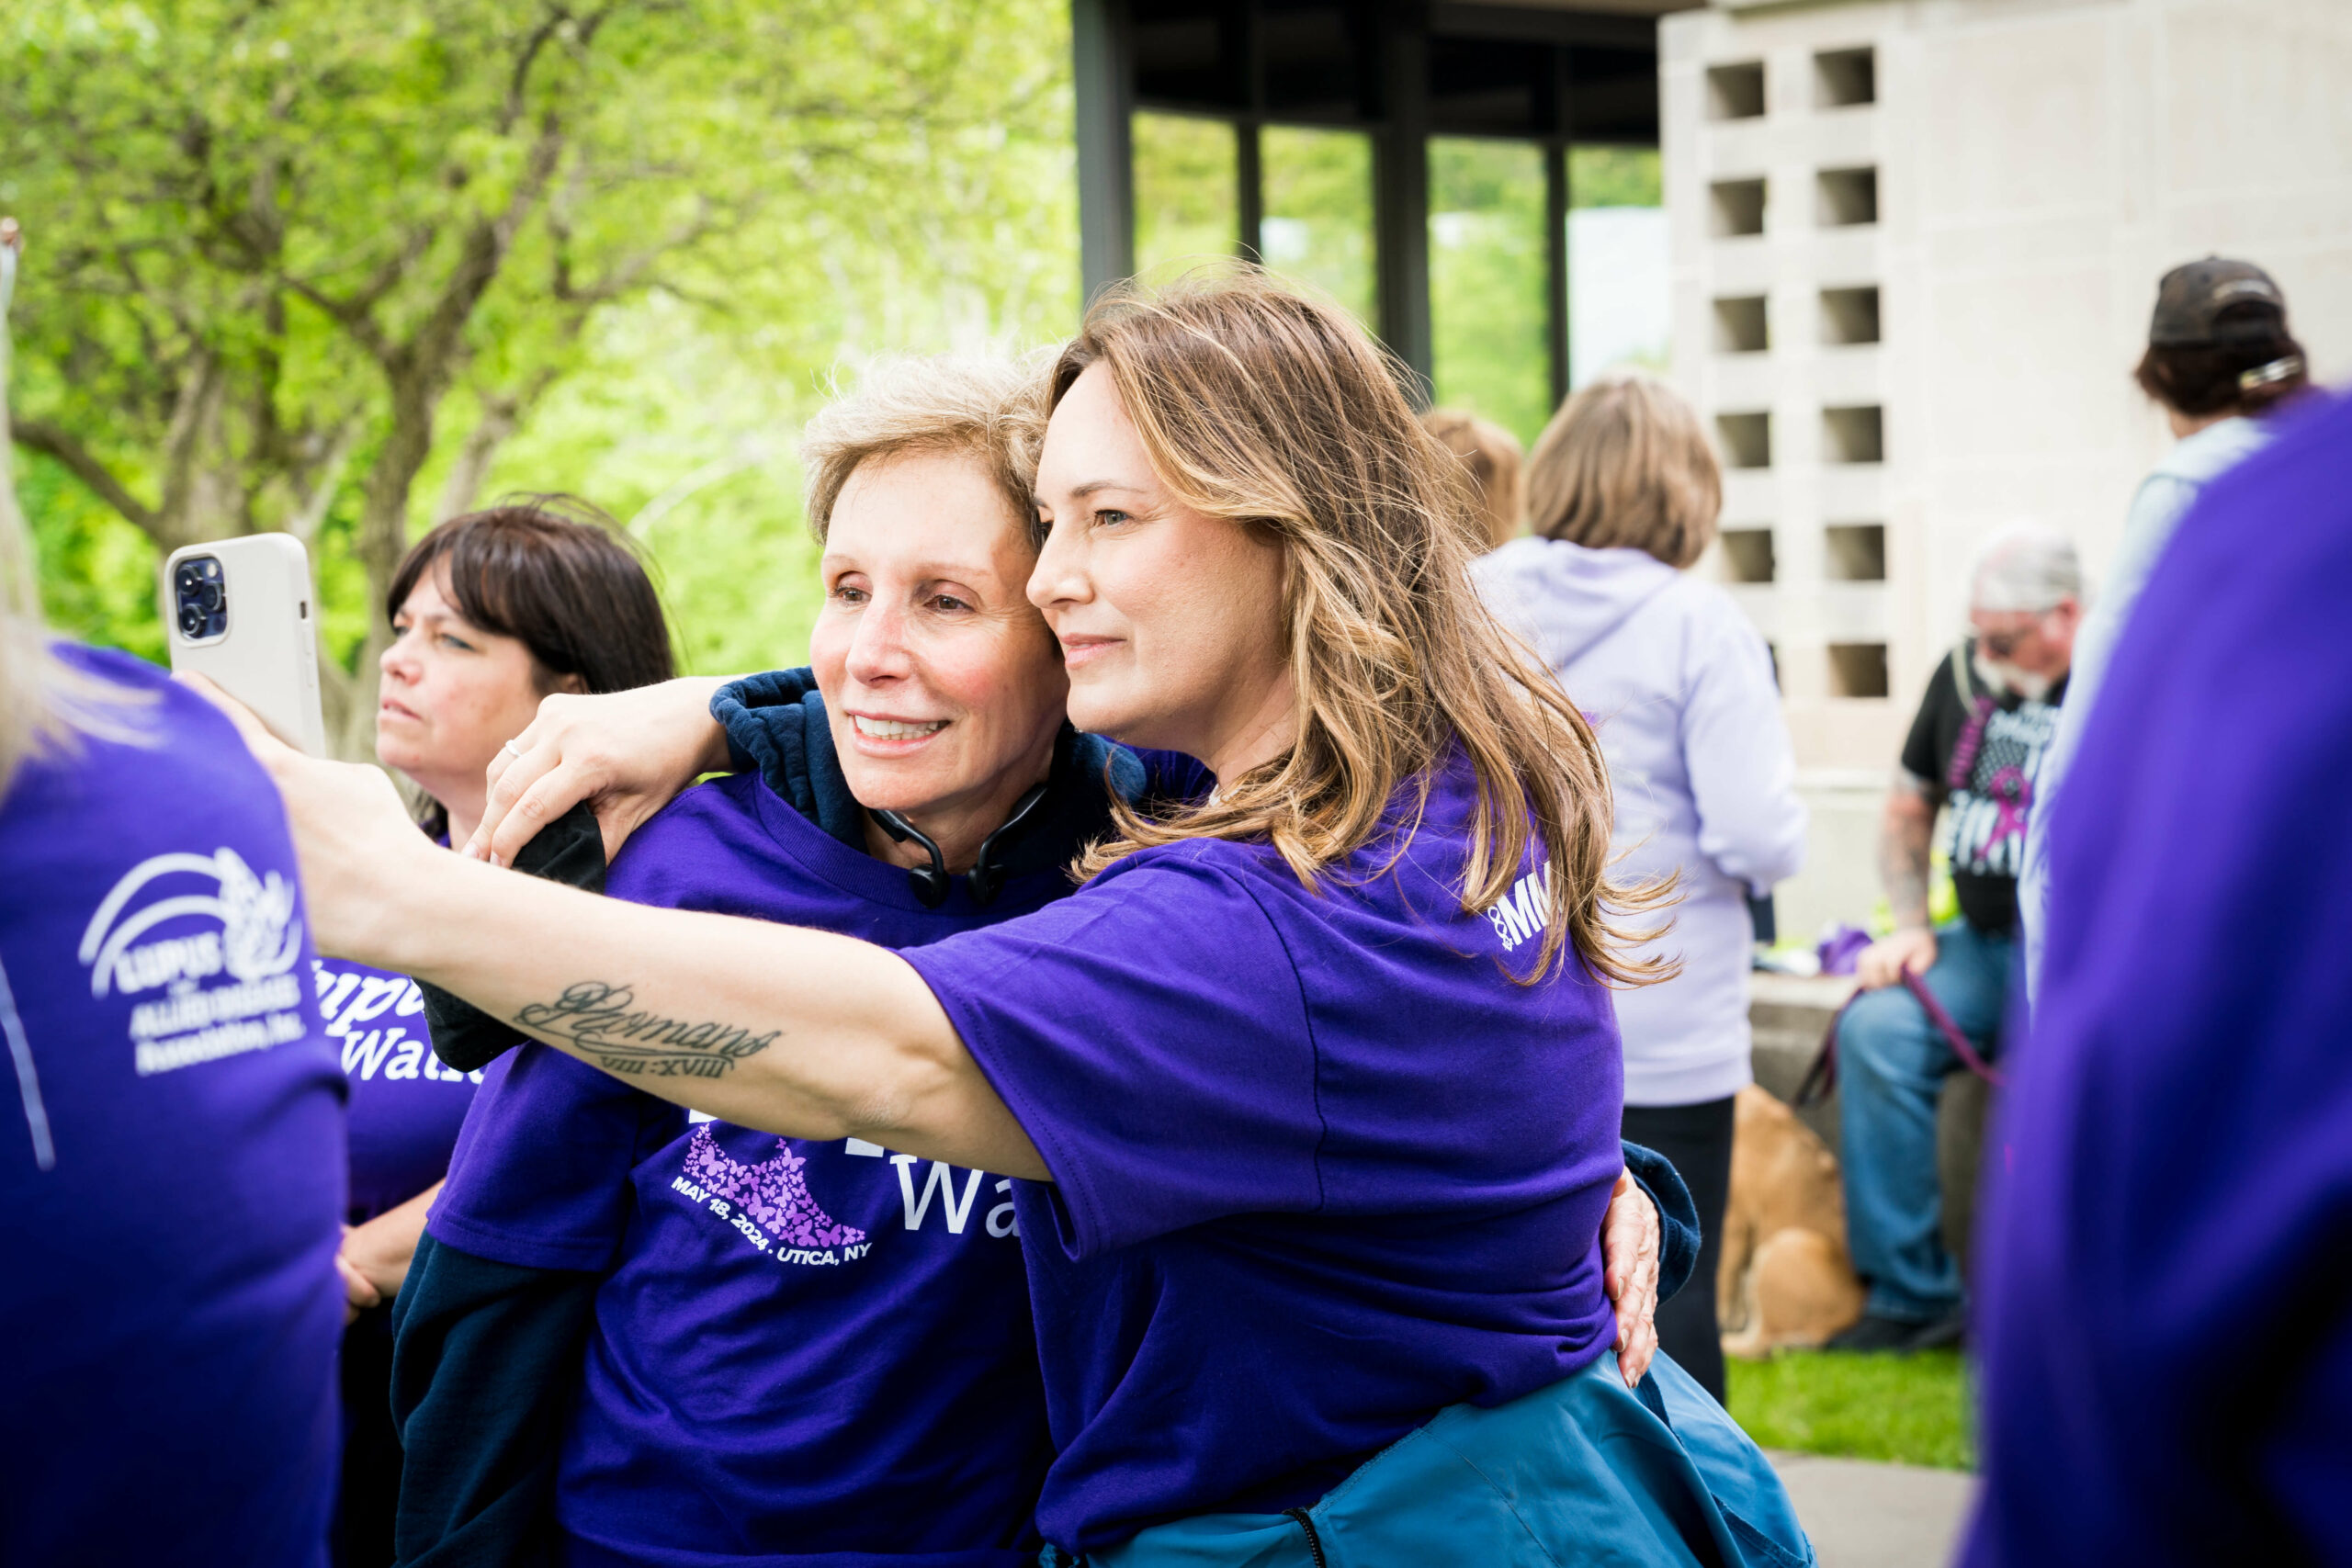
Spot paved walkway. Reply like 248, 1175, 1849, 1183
1770, 1450, 1977, 1568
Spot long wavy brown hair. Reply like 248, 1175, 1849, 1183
1054, 270, 1668, 986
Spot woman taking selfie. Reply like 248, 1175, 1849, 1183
330, 498, 673, 1566
223, 275, 1804, 1564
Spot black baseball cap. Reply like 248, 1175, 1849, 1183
2150, 257, 2288, 346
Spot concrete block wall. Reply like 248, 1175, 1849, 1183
1661, 0, 2352, 931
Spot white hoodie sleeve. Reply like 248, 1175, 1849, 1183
1679, 599, 1807, 895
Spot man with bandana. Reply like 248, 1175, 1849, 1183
1829, 524, 2079, 1353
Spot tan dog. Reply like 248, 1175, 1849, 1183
1717, 1084, 1866, 1358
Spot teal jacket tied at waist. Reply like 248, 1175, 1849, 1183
1057, 1352, 1811, 1568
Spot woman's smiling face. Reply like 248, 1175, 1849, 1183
810, 449, 1069, 870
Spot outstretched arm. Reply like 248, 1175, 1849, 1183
194, 680, 1046, 1179
396, 849, 1040, 1179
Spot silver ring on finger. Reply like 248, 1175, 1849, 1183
501, 739, 523, 760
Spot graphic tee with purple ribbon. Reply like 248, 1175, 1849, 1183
1, 646, 345, 1568
430, 769, 1065, 1567
1900, 646, 2066, 933
318, 960, 479, 1222
900, 750, 1628, 1553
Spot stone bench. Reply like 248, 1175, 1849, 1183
1747, 971, 1993, 1275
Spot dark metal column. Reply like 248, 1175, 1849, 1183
1237, 0, 1265, 264
1546, 45, 1576, 411
1237, 122, 1264, 263
1545, 147, 1571, 410
1073, 0, 1135, 300
1373, 1, 1432, 394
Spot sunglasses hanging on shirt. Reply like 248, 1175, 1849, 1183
869, 780, 1051, 909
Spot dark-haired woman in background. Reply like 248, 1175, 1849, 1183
330, 497, 673, 1566
2018, 257, 2310, 1003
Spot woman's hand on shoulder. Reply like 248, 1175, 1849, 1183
467, 677, 732, 867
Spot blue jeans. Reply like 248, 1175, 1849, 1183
1838, 919, 2010, 1323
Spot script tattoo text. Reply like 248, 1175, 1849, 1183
514, 981, 778, 1078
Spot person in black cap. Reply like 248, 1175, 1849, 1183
2018, 256, 2311, 1001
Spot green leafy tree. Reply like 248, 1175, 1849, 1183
2, 0, 1077, 751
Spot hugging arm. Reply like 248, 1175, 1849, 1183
380, 854, 1047, 1179
175, 682, 1046, 1178
469, 677, 733, 865
1624, 1142, 1699, 1303
1605, 1143, 1697, 1388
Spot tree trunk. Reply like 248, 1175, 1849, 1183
432, 390, 522, 525
339, 364, 441, 761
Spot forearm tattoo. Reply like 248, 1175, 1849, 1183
514, 982, 778, 1078
1880, 806, 1934, 928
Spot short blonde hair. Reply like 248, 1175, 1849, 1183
799, 353, 1052, 541
1526, 373, 1722, 570
1419, 409, 1524, 551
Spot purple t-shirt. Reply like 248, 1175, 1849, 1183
318, 957, 478, 1222
0, 646, 345, 1568
900, 753, 1625, 1551
431, 770, 1065, 1566
1965, 393, 2352, 1565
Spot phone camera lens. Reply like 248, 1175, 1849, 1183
170, 556, 227, 638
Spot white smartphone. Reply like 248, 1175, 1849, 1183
163, 535, 330, 757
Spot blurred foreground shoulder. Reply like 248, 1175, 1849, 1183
1, 639, 345, 1568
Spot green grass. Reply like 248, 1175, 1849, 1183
1725, 1349, 1974, 1472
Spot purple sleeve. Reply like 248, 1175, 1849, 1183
899, 853, 1319, 1258
1965, 394, 2352, 1564
428, 1043, 685, 1272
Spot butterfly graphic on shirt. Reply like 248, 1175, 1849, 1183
681, 1122, 866, 1251
672, 1122, 1019, 1265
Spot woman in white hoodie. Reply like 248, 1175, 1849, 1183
1475, 373, 1805, 1401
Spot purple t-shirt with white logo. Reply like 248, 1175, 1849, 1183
317, 958, 478, 1222
431, 770, 1062, 1566
0, 646, 345, 1568
899, 751, 1625, 1551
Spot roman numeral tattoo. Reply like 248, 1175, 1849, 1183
514, 982, 779, 1079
